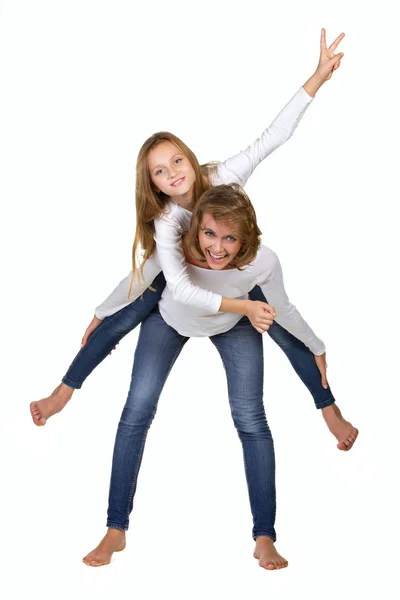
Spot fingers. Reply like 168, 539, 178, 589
261, 303, 276, 318
320, 372, 329, 389
333, 61, 341, 70
328, 32, 345, 52
320, 27, 327, 51
254, 324, 269, 334
80, 334, 88, 348
330, 51, 344, 66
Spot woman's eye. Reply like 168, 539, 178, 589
226, 236, 236, 242
175, 158, 182, 164
204, 231, 214, 237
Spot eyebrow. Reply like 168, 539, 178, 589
200, 226, 237, 238
152, 154, 182, 171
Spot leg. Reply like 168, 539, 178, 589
210, 317, 287, 570
249, 285, 358, 450
30, 273, 166, 426
83, 309, 188, 566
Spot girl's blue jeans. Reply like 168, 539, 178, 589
107, 307, 276, 540
62, 273, 335, 411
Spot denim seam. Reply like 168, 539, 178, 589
122, 335, 188, 529
253, 530, 276, 542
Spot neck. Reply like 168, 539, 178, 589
174, 190, 195, 212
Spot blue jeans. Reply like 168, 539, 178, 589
107, 309, 276, 541
62, 273, 335, 410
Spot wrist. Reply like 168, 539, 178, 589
303, 72, 325, 98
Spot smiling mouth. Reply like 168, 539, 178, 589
207, 249, 228, 263
170, 177, 185, 187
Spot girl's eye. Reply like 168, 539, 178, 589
155, 169, 164, 176
175, 158, 182, 164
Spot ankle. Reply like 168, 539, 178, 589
56, 383, 74, 400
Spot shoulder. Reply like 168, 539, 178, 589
251, 245, 279, 275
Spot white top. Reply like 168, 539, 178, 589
95, 245, 325, 355
96, 86, 313, 319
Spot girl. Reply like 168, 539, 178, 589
82, 184, 353, 569
30, 30, 356, 450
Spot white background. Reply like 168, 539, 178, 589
1, 0, 399, 597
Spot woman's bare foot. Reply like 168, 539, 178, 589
30, 383, 74, 426
82, 528, 126, 567
253, 536, 288, 570
322, 403, 359, 451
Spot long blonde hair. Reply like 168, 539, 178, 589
129, 131, 215, 296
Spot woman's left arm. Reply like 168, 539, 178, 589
256, 247, 326, 356
216, 28, 345, 188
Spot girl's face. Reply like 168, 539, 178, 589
198, 213, 242, 270
148, 141, 196, 199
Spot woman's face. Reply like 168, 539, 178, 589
198, 213, 242, 270
148, 141, 196, 199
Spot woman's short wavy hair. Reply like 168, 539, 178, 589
187, 183, 262, 269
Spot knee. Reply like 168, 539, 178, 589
231, 403, 272, 440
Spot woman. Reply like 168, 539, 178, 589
82, 184, 357, 569
30, 30, 355, 450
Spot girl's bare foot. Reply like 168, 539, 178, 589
30, 383, 74, 426
253, 536, 288, 570
82, 529, 126, 567
322, 403, 359, 451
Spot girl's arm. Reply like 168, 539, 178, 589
215, 86, 313, 188
256, 246, 325, 355
214, 29, 344, 188
154, 214, 275, 331
95, 253, 162, 319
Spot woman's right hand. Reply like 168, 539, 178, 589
245, 300, 276, 334
80, 315, 103, 348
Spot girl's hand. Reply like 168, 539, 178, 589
246, 300, 276, 334
314, 352, 329, 389
80, 315, 103, 348
303, 29, 345, 96
316, 28, 345, 83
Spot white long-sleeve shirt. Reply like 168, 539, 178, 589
149, 86, 313, 314
95, 245, 325, 355
96, 86, 313, 319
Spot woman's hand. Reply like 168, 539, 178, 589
246, 300, 276, 334
81, 315, 103, 348
303, 28, 345, 97
314, 352, 329, 389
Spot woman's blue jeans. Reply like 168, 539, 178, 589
62, 273, 335, 410
107, 308, 276, 541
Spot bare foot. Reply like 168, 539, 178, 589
82, 529, 126, 567
322, 403, 359, 451
253, 536, 288, 570
30, 383, 74, 426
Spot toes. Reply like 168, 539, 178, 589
30, 403, 46, 426
337, 428, 359, 451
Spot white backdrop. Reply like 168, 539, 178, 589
1, 0, 399, 597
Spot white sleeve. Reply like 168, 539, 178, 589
154, 215, 222, 313
215, 87, 313, 187
257, 251, 325, 355
95, 254, 162, 319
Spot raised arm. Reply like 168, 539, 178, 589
215, 28, 345, 188
256, 247, 325, 355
